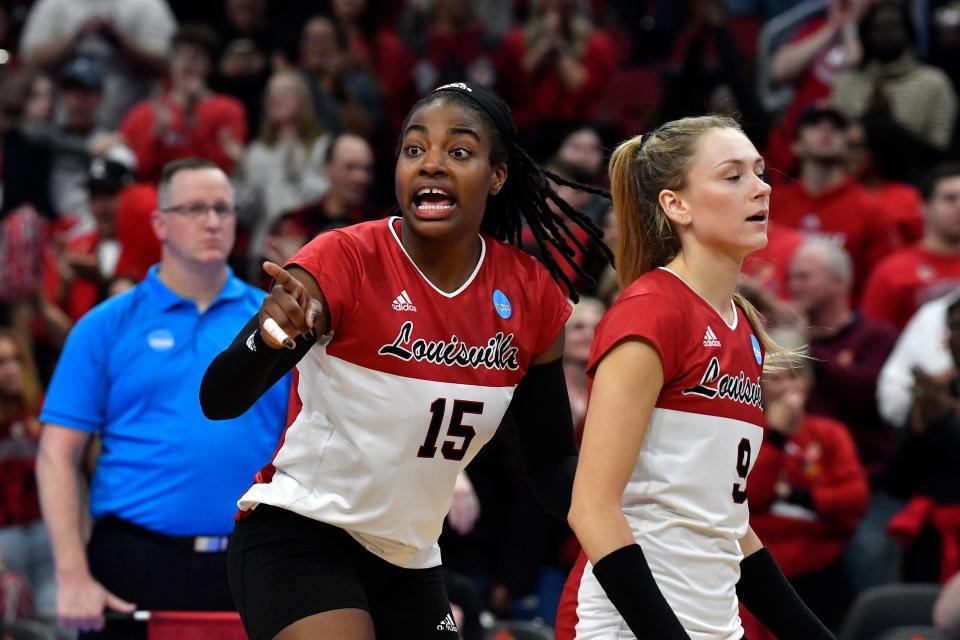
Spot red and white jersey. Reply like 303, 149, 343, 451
573, 268, 766, 640
238, 217, 570, 568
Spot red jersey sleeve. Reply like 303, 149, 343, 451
586, 293, 686, 382
533, 268, 572, 356
286, 229, 365, 333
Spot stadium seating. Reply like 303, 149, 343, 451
839, 583, 942, 640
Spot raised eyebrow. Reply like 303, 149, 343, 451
402, 122, 429, 138
448, 126, 481, 141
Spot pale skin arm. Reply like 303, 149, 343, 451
37, 424, 135, 632
740, 524, 764, 557
770, 21, 842, 83
568, 339, 662, 562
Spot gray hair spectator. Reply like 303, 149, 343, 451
789, 237, 900, 591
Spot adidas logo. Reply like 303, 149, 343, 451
436, 613, 458, 632
703, 326, 721, 347
392, 290, 417, 312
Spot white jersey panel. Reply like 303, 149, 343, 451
238, 344, 515, 568
575, 406, 763, 640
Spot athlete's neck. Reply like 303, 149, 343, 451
399, 219, 482, 294
665, 248, 740, 325
156, 257, 229, 313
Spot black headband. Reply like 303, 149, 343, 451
427, 82, 517, 148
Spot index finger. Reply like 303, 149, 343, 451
263, 261, 304, 294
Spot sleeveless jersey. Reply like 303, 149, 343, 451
237, 217, 571, 568
573, 267, 766, 640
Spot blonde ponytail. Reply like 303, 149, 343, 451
609, 135, 649, 288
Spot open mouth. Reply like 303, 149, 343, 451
413, 187, 457, 215
746, 213, 767, 222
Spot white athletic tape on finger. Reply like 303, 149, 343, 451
263, 317, 291, 344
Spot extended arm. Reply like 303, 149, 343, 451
567, 339, 690, 638
200, 263, 327, 420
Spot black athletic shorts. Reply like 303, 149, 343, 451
228, 505, 460, 640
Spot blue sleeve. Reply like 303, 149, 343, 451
40, 307, 112, 433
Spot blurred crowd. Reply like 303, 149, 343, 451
4, 0, 960, 637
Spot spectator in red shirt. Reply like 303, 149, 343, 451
861, 163, 960, 331
120, 24, 248, 182
394, 0, 499, 101
771, 104, 900, 297
846, 117, 924, 245
0, 328, 54, 620
494, 0, 616, 138
44, 156, 136, 321
746, 327, 868, 633
789, 237, 903, 591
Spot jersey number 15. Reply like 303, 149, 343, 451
417, 398, 484, 461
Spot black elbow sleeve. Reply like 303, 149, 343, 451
200, 315, 312, 420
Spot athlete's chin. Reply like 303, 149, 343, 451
403, 207, 469, 239
737, 227, 768, 256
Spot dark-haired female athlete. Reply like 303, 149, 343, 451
199, 82, 610, 640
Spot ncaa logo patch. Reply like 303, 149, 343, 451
750, 334, 763, 365
148, 329, 175, 351
492, 289, 512, 319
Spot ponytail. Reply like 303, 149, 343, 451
608, 134, 680, 288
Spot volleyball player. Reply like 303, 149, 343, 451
200, 82, 609, 640
563, 115, 833, 639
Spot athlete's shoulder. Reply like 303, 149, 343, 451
617, 268, 694, 308
293, 218, 389, 266
322, 217, 392, 246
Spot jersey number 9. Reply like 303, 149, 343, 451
732, 438, 751, 504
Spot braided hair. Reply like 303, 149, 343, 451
399, 83, 612, 301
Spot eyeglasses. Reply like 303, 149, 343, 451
162, 201, 236, 220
